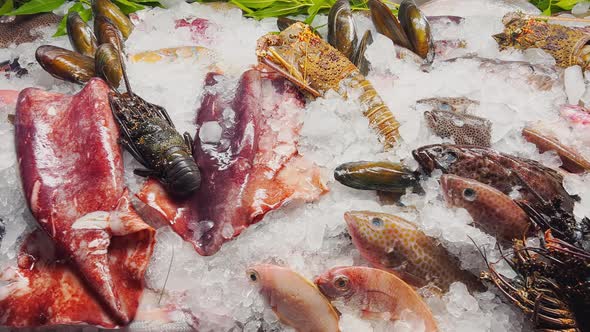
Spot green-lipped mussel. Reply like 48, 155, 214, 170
66, 11, 97, 57
334, 161, 420, 193
92, 0, 133, 39
35, 45, 95, 84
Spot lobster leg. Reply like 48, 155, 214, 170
183, 132, 194, 152
134, 168, 159, 178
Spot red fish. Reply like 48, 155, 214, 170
5, 78, 155, 326
440, 174, 531, 242
315, 266, 439, 332
138, 68, 327, 256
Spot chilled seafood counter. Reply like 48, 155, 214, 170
0, 0, 589, 331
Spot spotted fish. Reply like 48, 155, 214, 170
344, 211, 484, 292
0, 13, 61, 47
440, 174, 531, 242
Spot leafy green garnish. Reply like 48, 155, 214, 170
5, 0, 65, 15
529, 0, 588, 15
0, 0, 14, 15
53, 1, 92, 37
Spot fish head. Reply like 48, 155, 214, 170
412, 144, 462, 173
345, 211, 419, 269
314, 266, 357, 301
440, 174, 484, 209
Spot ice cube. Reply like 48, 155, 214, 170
564, 65, 585, 104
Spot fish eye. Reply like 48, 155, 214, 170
462, 188, 477, 202
334, 276, 349, 290
439, 102, 451, 111
247, 270, 259, 283
371, 217, 384, 228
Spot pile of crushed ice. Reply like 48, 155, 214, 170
3, 0, 590, 331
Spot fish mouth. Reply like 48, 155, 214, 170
412, 148, 435, 174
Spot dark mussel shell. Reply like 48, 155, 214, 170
368, 0, 412, 51
277, 17, 300, 31
352, 30, 373, 76
328, 0, 358, 60
35, 45, 95, 84
398, 0, 434, 62
94, 15, 123, 50
95, 43, 123, 89
66, 12, 97, 57
92, 0, 133, 39
334, 161, 420, 193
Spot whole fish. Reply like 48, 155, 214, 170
440, 174, 531, 242
344, 211, 484, 292
522, 127, 590, 174
412, 144, 574, 212
315, 266, 439, 332
247, 264, 340, 332
424, 109, 492, 146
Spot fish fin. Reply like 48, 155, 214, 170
384, 254, 427, 288
361, 309, 398, 321
418, 283, 444, 298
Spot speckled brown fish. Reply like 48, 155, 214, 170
412, 144, 574, 212
522, 127, 590, 174
424, 110, 492, 146
0, 13, 61, 48
440, 174, 531, 242
344, 211, 484, 292
417, 97, 479, 114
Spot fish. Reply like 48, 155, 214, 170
561, 104, 590, 126
417, 96, 479, 114
440, 174, 531, 242
522, 127, 590, 174
10, 78, 156, 326
247, 264, 340, 332
137, 68, 327, 256
315, 266, 439, 332
412, 144, 574, 212
129, 46, 214, 64
344, 211, 484, 292
0, 13, 61, 47
424, 109, 492, 146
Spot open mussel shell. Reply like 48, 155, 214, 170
334, 161, 420, 193
398, 0, 434, 63
368, 0, 412, 51
35, 45, 95, 84
95, 43, 123, 89
66, 12, 97, 57
92, 0, 133, 39
94, 15, 123, 50
352, 30, 373, 76
328, 0, 358, 60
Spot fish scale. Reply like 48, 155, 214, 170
344, 211, 484, 293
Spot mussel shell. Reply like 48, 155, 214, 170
92, 0, 133, 39
398, 0, 434, 62
277, 17, 300, 31
95, 43, 123, 89
368, 0, 412, 51
352, 30, 373, 76
66, 12, 97, 57
334, 161, 420, 193
94, 15, 123, 50
35, 45, 95, 84
328, 0, 358, 60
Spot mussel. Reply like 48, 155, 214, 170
334, 161, 420, 193
66, 12, 97, 57
92, 0, 133, 39
328, 0, 358, 60
35, 45, 95, 84
94, 15, 123, 50
95, 43, 123, 89
352, 30, 372, 76
368, 0, 434, 63
398, 0, 434, 62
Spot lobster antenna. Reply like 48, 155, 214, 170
117, 47, 133, 96
158, 244, 175, 305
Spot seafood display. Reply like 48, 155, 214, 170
2, 0, 590, 331
3, 78, 155, 326
137, 69, 326, 256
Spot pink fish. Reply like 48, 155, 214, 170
560, 104, 590, 126
138, 68, 327, 256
